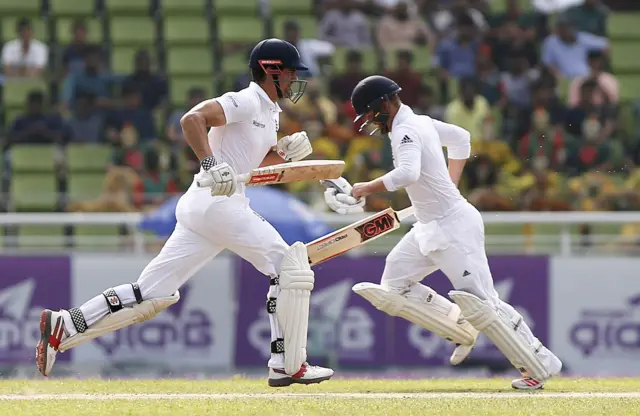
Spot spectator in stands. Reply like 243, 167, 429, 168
329, 50, 368, 102
541, 15, 608, 80
232, 48, 253, 92
490, 19, 539, 72
280, 79, 338, 138
565, 79, 616, 141
499, 48, 540, 111
383, 50, 422, 107
412, 84, 445, 120
476, 44, 501, 106
445, 77, 490, 143
376, 0, 434, 53
567, 115, 613, 174
1, 18, 48, 78
429, 0, 488, 39
166, 87, 207, 145
487, 0, 539, 42
106, 83, 156, 171
516, 80, 566, 142
122, 50, 168, 112
61, 19, 93, 76
132, 147, 179, 209
518, 108, 569, 172
319, 1, 372, 47
433, 13, 479, 82
283, 20, 334, 78
7, 91, 69, 146
568, 50, 618, 108
563, 0, 609, 37
68, 91, 104, 143
61, 46, 118, 113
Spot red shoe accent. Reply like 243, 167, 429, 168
272, 363, 308, 378
524, 378, 539, 386
48, 317, 64, 351
291, 363, 307, 379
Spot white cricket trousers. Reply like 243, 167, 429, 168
381, 202, 500, 303
139, 187, 289, 299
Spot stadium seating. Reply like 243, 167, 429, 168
608, 13, 640, 40
167, 47, 214, 76
0, 0, 40, 16
161, 0, 207, 15
170, 77, 214, 106
163, 17, 210, 45
66, 144, 113, 173
10, 145, 57, 173
67, 173, 106, 203
50, 0, 95, 16
10, 174, 58, 211
109, 17, 155, 46
269, 0, 313, 15
218, 17, 264, 44
104, 0, 150, 15
110, 46, 156, 73
2, 78, 49, 109
214, 0, 260, 16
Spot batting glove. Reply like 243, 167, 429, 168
322, 177, 365, 215
277, 131, 312, 162
196, 156, 237, 197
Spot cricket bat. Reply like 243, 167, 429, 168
306, 206, 415, 266
197, 160, 345, 188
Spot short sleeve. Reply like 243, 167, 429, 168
1, 42, 16, 65
216, 90, 259, 125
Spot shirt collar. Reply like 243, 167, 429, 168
391, 104, 413, 132
249, 82, 282, 113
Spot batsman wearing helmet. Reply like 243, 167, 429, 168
36, 39, 335, 387
324, 75, 562, 390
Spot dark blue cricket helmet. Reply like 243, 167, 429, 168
351, 75, 402, 135
249, 38, 308, 103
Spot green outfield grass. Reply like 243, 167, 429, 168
1, 378, 639, 415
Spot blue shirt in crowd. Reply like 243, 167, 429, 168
541, 32, 608, 79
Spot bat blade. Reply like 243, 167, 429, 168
243, 160, 345, 186
306, 207, 402, 266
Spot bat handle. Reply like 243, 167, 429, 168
236, 173, 249, 184
397, 206, 416, 221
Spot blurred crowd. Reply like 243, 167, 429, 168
2, 0, 640, 215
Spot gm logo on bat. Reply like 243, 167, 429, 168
355, 213, 395, 241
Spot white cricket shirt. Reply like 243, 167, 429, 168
207, 82, 281, 194
381, 104, 471, 223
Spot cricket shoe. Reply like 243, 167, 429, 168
36, 309, 67, 377
511, 377, 544, 390
268, 362, 334, 387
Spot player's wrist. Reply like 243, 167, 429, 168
201, 155, 217, 171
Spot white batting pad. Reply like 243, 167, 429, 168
277, 242, 315, 375
353, 283, 478, 346
449, 290, 551, 380
59, 291, 180, 352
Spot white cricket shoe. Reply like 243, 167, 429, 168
512, 377, 544, 390
36, 309, 67, 376
450, 343, 474, 366
268, 362, 334, 387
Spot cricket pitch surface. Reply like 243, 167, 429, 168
2, 377, 639, 415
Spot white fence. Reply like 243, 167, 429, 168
1, 211, 640, 255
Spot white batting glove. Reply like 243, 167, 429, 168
277, 131, 312, 162
196, 156, 237, 197
322, 177, 365, 215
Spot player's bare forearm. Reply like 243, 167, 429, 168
260, 150, 286, 167
448, 158, 466, 187
352, 177, 387, 199
180, 99, 226, 161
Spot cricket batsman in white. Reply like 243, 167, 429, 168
36, 38, 334, 387
323, 75, 562, 390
